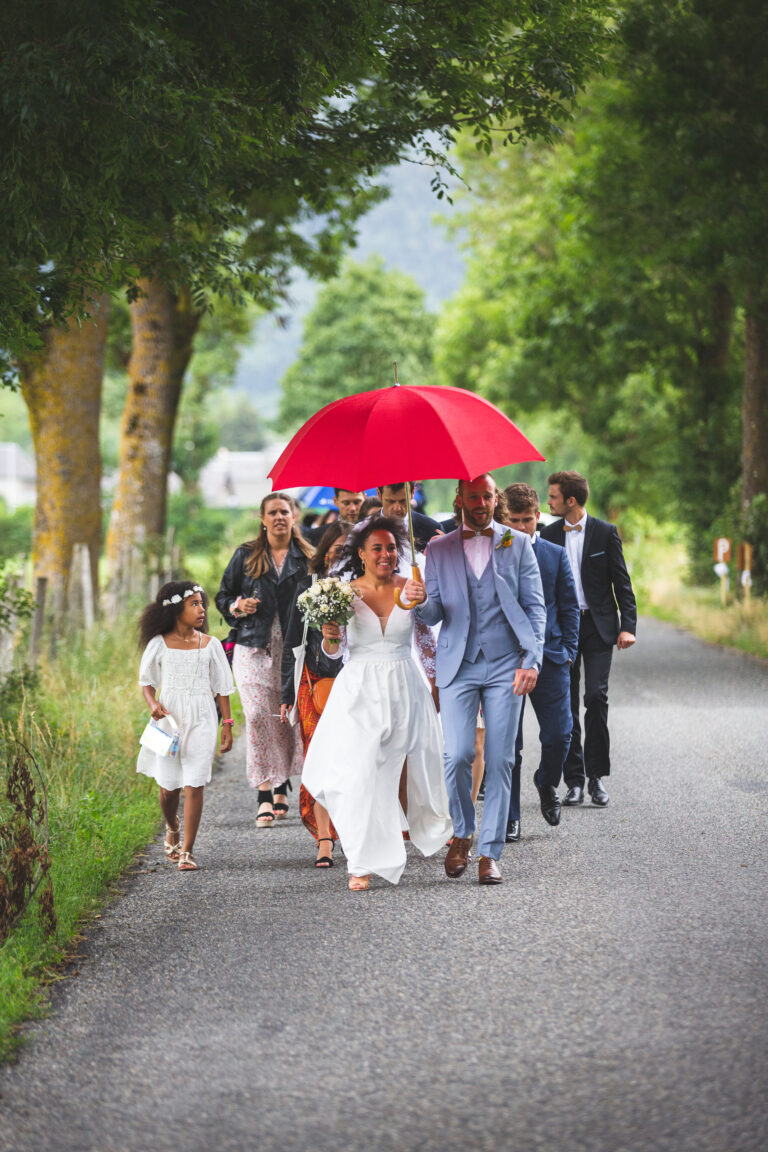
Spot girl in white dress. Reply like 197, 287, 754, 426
138, 581, 236, 871
302, 518, 452, 890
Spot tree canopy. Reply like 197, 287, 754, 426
433, 0, 767, 581
278, 256, 435, 428
0, 0, 612, 371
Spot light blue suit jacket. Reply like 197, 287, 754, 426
416, 521, 546, 689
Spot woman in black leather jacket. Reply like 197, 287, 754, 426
280, 521, 351, 867
215, 492, 313, 827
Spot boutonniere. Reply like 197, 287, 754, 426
496, 529, 513, 550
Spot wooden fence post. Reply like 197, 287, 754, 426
0, 571, 22, 680
164, 526, 175, 583
28, 576, 48, 668
48, 581, 64, 660
79, 543, 95, 629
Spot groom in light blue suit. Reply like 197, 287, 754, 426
416, 475, 546, 884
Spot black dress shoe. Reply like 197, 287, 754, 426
533, 773, 561, 826
562, 785, 584, 806
588, 777, 609, 806
505, 819, 521, 842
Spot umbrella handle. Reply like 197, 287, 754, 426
394, 566, 422, 611
394, 484, 421, 610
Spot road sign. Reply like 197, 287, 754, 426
714, 537, 731, 563
737, 542, 753, 570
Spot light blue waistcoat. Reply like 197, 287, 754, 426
464, 553, 519, 663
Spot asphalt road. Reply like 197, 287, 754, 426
1, 617, 767, 1152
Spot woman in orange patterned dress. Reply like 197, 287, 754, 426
280, 521, 350, 867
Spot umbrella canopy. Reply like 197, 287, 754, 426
299, 485, 378, 510
269, 384, 544, 492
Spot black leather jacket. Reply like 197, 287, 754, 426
215, 540, 310, 651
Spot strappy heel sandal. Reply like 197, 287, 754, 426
273, 778, 292, 819
164, 820, 181, 861
178, 851, 198, 871
315, 837, 334, 868
256, 788, 275, 828
348, 875, 370, 891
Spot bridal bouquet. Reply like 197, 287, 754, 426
297, 578, 359, 647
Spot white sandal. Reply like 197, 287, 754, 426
178, 851, 198, 871
164, 822, 181, 860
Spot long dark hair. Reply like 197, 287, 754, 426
309, 520, 354, 574
337, 516, 407, 580
138, 580, 209, 649
243, 492, 314, 579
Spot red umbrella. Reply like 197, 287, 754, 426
269, 380, 545, 606
269, 382, 544, 493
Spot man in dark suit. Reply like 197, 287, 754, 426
540, 470, 637, 807
303, 488, 366, 545
377, 483, 442, 551
504, 483, 580, 840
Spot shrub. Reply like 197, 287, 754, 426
0, 503, 33, 563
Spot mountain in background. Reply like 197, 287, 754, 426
234, 162, 467, 418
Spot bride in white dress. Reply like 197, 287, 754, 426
301, 517, 452, 889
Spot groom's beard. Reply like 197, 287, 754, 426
463, 507, 494, 530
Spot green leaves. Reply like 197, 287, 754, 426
278, 256, 435, 429
1, 0, 612, 366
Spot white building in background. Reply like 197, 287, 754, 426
0, 443, 36, 511
199, 445, 288, 510
0, 442, 294, 516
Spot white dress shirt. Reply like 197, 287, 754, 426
462, 531, 492, 579
563, 511, 589, 610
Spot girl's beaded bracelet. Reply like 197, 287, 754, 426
222, 718, 235, 726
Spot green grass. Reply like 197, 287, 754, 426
646, 584, 768, 660
0, 603, 243, 1062
0, 624, 163, 1060
625, 532, 768, 661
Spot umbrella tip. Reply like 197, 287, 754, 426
393, 360, 399, 386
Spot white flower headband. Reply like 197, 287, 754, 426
162, 585, 203, 607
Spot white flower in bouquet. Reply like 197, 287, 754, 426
297, 578, 360, 648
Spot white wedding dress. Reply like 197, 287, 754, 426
302, 597, 452, 884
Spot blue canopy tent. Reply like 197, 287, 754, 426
299, 485, 377, 510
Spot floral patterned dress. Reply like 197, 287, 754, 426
234, 614, 303, 790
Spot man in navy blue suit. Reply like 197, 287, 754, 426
503, 484, 580, 840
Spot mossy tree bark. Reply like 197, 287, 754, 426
743, 291, 768, 511
106, 278, 200, 573
19, 298, 110, 604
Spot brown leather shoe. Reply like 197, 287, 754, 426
478, 856, 502, 885
444, 835, 472, 877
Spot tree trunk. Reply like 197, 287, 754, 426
19, 298, 110, 605
742, 291, 768, 510
106, 279, 200, 574
678, 282, 738, 581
